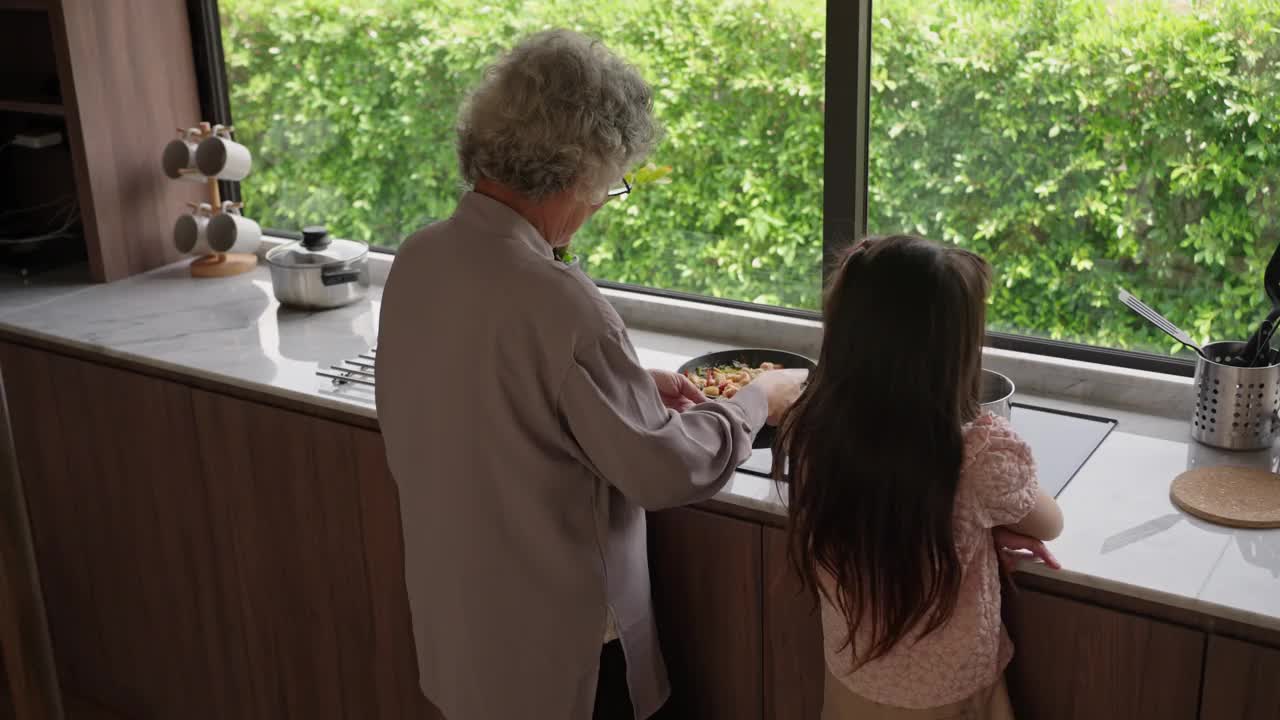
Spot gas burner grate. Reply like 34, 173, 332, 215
317, 347, 376, 387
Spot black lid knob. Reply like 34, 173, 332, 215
301, 225, 329, 250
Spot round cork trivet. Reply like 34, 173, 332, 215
1171, 466, 1280, 528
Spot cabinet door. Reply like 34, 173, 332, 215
0, 361, 62, 720
1005, 588, 1204, 720
0, 343, 435, 719
1200, 635, 1280, 720
762, 526, 824, 720
190, 389, 434, 720
649, 507, 763, 720
0, 343, 231, 717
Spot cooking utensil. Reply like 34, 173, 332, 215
1191, 340, 1280, 450
979, 369, 1014, 419
1118, 289, 1206, 359
1240, 309, 1278, 367
1238, 243, 1280, 366
1263, 241, 1280, 307
1245, 309, 1280, 367
265, 225, 370, 310
677, 348, 816, 449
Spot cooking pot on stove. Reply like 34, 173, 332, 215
979, 369, 1014, 420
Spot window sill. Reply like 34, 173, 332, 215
271, 236, 1194, 423
603, 284, 1193, 421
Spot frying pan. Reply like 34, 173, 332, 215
677, 348, 817, 449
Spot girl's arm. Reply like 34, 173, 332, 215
1005, 488, 1064, 541
966, 415, 1065, 541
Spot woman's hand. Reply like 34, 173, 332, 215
992, 526, 1061, 574
649, 369, 706, 412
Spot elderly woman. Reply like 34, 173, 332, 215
377, 29, 805, 720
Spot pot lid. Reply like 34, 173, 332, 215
266, 225, 367, 267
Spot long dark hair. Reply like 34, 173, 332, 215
776, 234, 992, 666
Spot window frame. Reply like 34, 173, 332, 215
190, 0, 1196, 378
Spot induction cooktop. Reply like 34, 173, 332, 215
738, 403, 1116, 499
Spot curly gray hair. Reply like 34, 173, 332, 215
456, 29, 660, 201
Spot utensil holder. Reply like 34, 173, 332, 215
1192, 341, 1280, 450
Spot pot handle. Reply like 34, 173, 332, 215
321, 264, 361, 287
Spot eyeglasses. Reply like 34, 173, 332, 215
606, 177, 632, 200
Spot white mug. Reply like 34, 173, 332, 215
173, 203, 214, 255
161, 128, 204, 181
208, 211, 262, 254
196, 132, 252, 181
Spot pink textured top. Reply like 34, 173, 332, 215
821, 414, 1039, 709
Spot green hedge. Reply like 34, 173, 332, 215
221, 0, 1280, 354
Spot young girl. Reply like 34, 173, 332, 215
776, 235, 1063, 720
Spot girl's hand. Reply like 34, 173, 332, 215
649, 369, 705, 412
750, 369, 810, 425
992, 526, 1061, 573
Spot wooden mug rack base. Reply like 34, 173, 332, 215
190, 252, 258, 278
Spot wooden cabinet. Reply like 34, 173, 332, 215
1005, 588, 1205, 720
0, 343, 436, 719
649, 507, 763, 720
7, 339, 1280, 720
0, 342, 229, 715
189, 389, 431, 720
0, 0, 205, 281
1200, 635, 1280, 719
0, 364, 62, 720
762, 527, 824, 720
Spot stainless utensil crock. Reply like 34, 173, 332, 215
1192, 340, 1280, 450
265, 226, 369, 310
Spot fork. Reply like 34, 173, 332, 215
1117, 289, 1207, 360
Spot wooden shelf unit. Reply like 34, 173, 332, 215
0, 99, 64, 117
0, 0, 206, 282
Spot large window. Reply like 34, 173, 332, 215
217, 0, 826, 309
868, 0, 1280, 356
208, 0, 1280, 369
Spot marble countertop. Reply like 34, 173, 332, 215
1, 260, 1277, 638
0, 262, 383, 421
1045, 434, 1280, 632
0, 263, 96, 319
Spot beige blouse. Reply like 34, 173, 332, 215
377, 192, 767, 720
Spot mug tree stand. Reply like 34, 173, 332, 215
180, 124, 258, 279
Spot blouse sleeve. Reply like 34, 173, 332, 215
962, 414, 1040, 529
558, 328, 769, 510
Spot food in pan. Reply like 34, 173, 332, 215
683, 361, 783, 399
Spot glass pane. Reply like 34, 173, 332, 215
868, 0, 1280, 355
219, 0, 825, 309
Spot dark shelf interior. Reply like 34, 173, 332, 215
0, 111, 85, 277
0, 9, 62, 108
0, 99, 64, 116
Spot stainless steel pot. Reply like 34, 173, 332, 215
980, 369, 1015, 419
265, 226, 370, 310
